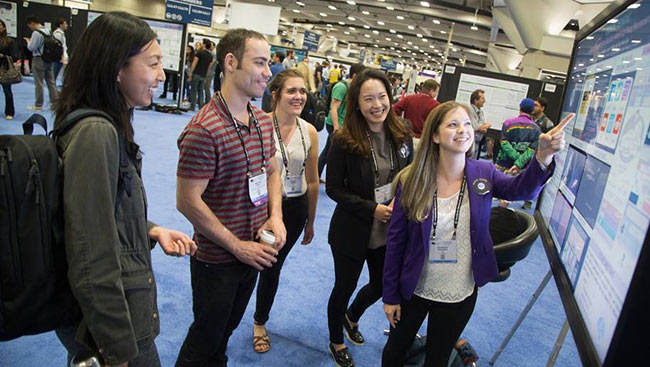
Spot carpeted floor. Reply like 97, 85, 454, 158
0, 78, 581, 366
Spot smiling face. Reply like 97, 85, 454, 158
118, 40, 165, 108
228, 38, 271, 99
433, 106, 474, 155
359, 78, 390, 129
273, 76, 307, 117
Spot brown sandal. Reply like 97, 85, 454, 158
253, 333, 271, 353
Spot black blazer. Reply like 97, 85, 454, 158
326, 132, 413, 260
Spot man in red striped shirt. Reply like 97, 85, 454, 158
175, 28, 286, 367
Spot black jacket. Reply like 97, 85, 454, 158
326, 131, 413, 260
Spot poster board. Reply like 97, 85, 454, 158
438, 65, 543, 131
535, 0, 650, 365
88, 11, 186, 73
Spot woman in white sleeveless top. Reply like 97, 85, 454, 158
251, 69, 319, 353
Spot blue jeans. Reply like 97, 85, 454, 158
55, 325, 161, 367
190, 74, 206, 110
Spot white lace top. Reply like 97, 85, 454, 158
414, 187, 475, 303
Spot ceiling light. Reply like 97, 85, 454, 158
389, 29, 396, 33
612, 47, 620, 51
363, 25, 370, 29
607, 19, 618, 24
597, 54, 604, 58
296, 1, 305, 6
440, 30, 447, 34
344, 31, 350, 35
471, 25, 478, 30
622, 60, 630, 63
586, 36, 594, 40
362, 10, 370, 15
390, 47, 395, 50
397, 34, 403, 38
338, 21, 345, 25
374, 44, 379, 47
377, 21, 385, 25
373, 30, 379, 34
387, 6, 394, 10
364, 34, 371, 38
407, 41, 413, 45
292, 9, 300, 13
420, 1, 430, 7
422, 38, 427, 42
432, 19, 440, 24
327, 23, 332, 27
386, 37, 392, 41
416, 34, 422, 37
634, 57, 643, 60
346, 0, 356, 4
628, 3, 641, 8
348, 16, 356, 21
414, 45, 419, 49
349, 26, 355, 30
328, 5, 337, 10
320, 12, 327, 17
397, 15, 404, 20
408, 25, 415, 30
632, 39, 641, 43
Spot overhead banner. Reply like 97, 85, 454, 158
380, 59, 397, 71
165, 0, 213, 27
302, 30, 320, 51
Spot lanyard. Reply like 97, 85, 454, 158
366, 131, 395, 186
216, 92, 266, 177
432, 176, 467, 240
273, 114, 308, 177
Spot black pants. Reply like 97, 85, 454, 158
176, 259, 257, 367
318, 123, 334, 178
2, 83, 14, 117
382, 289, 478, 367
161, 71, 179, 100
327, 246, 386, 344
254, 195, 308, 324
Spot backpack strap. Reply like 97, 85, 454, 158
22, 114, 48, 135
54, 108, 133, 198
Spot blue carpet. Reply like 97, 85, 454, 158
0, 79, 581, 366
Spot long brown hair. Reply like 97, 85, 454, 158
335, 69, 411, 157
0, 20, 9, 50
268, 69, 304, 111
398, 101, 474, 222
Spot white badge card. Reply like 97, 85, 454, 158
429, 239, 458, 263
248, 172, 268, 207
374, 183, 393, 204
284, 175, 303, 196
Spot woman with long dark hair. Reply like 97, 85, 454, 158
325, 69, 413, 367
53, 12, 196, 367
0, 19, 16, 120
251, 69, 319, 353
382, 102, 573, 366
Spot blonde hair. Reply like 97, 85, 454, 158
398, 102, 474, 222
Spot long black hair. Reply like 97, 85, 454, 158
54, 12, 157, 146
0, 19, 9, 51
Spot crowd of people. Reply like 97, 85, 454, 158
3, 13, 573, 367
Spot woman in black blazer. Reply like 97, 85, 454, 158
325, 69, 413, 367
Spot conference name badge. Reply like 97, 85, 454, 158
248, 172, 268, 207
429, 239, 458, 263
399, 143, 410, 159
284, 175, 303, 196
374, 183, 393, 204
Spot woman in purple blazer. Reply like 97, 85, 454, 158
381, 101, 573, 366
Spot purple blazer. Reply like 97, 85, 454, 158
382, 155, 554, 305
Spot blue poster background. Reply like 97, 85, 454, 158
165, 0, 213, 27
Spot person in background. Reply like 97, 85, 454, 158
329, 63, 341, 84
320, 60, 330, 97
24, 16, 58, 111
182, 45, 194, 103
533, 97, 555, 133
204, 40, 217, 101
295, 55, 316, 93
188, 39, 212, 111
270, 51, 285, 77
317, 63, 365, 181
283, 49, 297, 70
326, 69, 413, 367
495, 98, 541, 175
52, 17, 68, 86
314, 61, 323, 93
175, 28, 286, 367
252, 69, 319, 354
392, 78, 440, 150
382, 101, 573, 366
468, 89, 492, 158
0, 19, 16, 120
52, 12, 196, 367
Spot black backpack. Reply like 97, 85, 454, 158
0, 109, 123, 341
35, 29, 64, 63
299, 92, 325, 131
